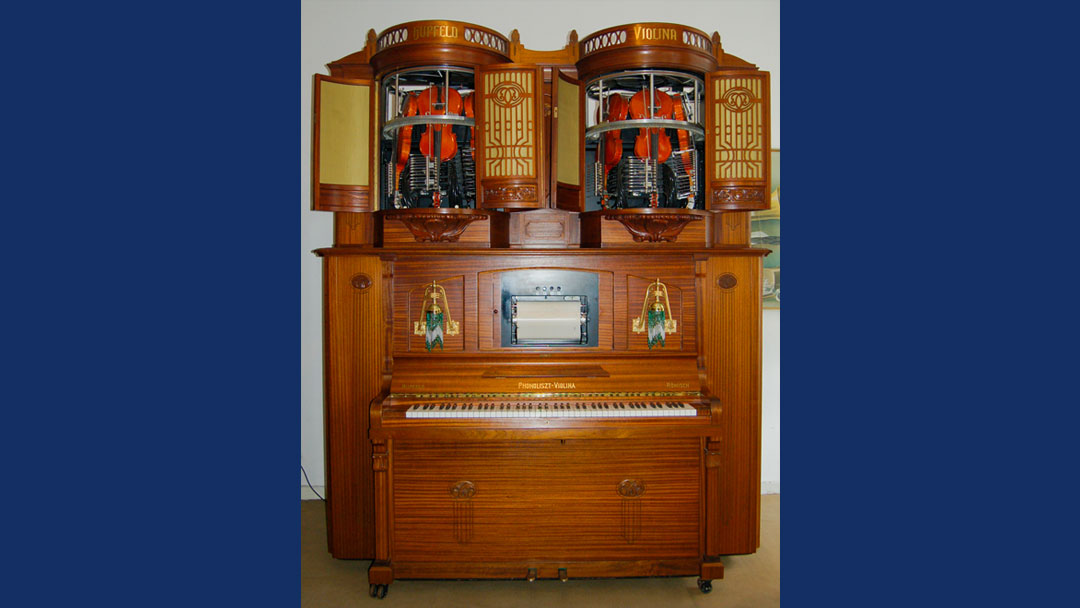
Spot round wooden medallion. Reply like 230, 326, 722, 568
717, 273, 738, 289
351, 274, 373, 290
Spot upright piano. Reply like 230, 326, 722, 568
312, 20, 770, 599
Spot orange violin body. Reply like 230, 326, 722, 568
628, 89, 673, 164
395, 93, 419, 188
417, 85, 462, 162
602, 94, 628, 168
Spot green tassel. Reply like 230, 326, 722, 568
426, 310, 444, 351
647, 309, 666, 349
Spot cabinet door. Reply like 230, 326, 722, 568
552, 69, 585, 211
312, 75, 377, 212
704, 70, 770, 211
475, 64, 545, 209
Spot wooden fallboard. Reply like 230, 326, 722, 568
389, 355, 703, 395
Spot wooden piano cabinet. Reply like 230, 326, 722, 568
311, 19, 770, 598
377, 438, 706, 581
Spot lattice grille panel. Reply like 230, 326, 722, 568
482, 70, 536, 178
712, 75, 765, 181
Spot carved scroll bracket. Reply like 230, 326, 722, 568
603, 209, 705, 243
382, 209, 489, 243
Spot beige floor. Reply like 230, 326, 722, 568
302, 494, 779, 607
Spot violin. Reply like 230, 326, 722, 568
628, 88, 673, 207
598, 94, 628, 208
671, 93, 695, 207
394, 92, 418, 206
628, 88, 673, 164
417, 84, 463, 206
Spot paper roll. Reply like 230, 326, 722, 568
514, 300, 582, 341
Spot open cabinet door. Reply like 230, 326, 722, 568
475, 64, 545, 209
705, 70, 770, 211
551, 69, 585, 211
312, 75, 377, 212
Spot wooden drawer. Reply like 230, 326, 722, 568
391, 438, 701, 562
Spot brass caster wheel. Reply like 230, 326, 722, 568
369, 584, 388, 599
697, 578, 712, 594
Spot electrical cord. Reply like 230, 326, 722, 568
301, 464, 325, 501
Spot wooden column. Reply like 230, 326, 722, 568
701, 254, 763, 554
322, 254, 386, 558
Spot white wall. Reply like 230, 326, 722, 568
301, 0, 780, 495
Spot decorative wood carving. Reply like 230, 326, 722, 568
482, 185, 538, 204
711, 186, 766, 205
449, 481, 476, 543
616, 479, 646, 498
476, 64, 545, 209
449, 480, 476, 500
706, 69, 770, 211
603, 210, 705, 243
576, 23, 719, 80
618, 478, 645, 544
382, 209, 489, 243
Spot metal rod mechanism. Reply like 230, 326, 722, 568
585, 118, 704, 140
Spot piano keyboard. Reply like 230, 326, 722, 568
405, 402, 698, 419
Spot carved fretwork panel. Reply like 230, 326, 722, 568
705, 71, 770, 211
476, 64, 545, 209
